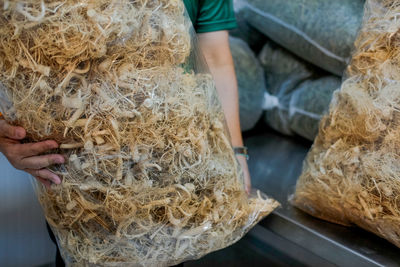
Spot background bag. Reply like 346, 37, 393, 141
239, 0, 365, 76
259, 42, 340, 141
293, 0, 400, 248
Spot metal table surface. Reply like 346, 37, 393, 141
245, 129, 400, 267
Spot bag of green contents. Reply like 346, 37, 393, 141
238, 0, 364, 76
287, 77, 340, 141
259, 42, 340, 141
230, 0, 266, 52
0, 1, 279, 266
293, 0, 400, 248
229, 37, 266, 131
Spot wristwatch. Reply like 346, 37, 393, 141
233, 146, 249, 160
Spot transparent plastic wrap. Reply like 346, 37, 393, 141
237, 0, 365, 76
293, 0, 400, 247
229, 36, 265, 132
0, 82, 16, 121
0, 1, 279, 266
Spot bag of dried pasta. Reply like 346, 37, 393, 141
293, 0, 400, 247
0, 0, 278, 266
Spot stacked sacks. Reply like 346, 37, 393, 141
260, 42, 340, 141
230, 0, 365, 135
230, 0, 266, 52
239, 0, 364, 76
229, 37, 266, 131
289, 77, 341, 141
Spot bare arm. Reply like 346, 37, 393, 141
198, 30, 251, 193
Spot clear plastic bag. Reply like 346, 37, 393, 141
238, 0, 365, 76
0, 1, 278, 266
0, 82, 16, 121
293, 0, 400, 248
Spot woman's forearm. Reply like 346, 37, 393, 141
207, 64, 243, 147
198, 31, 244, 147
198, 30, 251, 193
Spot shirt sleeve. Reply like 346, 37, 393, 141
195, 0, 238, 33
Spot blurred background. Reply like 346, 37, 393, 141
2, 0, 400, 266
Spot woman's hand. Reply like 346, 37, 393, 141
0, 120, 64, 188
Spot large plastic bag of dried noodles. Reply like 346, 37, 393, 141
0, 0, 279, 266
292, 0, 400, 247
229, 36, 265, 132
237, 0, 365, 76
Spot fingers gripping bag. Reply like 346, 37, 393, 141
0, 0, 279, 266
293, 0, 400, 247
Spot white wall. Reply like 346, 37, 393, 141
0, 154, 55, 266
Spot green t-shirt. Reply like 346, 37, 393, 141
183, 0, 237, 33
